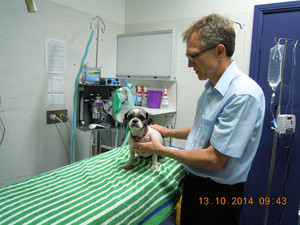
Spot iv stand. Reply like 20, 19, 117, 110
262, 38, 292, 225
90, 15, 106, 67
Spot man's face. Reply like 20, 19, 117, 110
186, 33, 218, 81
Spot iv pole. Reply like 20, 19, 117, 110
90, 15, 106, 67
262, 38, 296, 225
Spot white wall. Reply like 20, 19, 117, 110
125, 0, 297, 24
49, 0, 125, 24
125, 0, 297, 148
0, 0, 124, 187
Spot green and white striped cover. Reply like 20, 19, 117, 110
0, 145, 185, 225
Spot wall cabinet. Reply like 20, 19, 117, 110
116, 30, 177, 80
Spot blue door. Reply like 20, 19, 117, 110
243, 2, 300, 225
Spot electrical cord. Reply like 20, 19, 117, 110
67, 116, 72, 128
50, 114, 71, 163
285, 41, 297, 114
278, 133, 295, 225
54, 123, 70, 161
51, 114, 71, 139
0, 96, 5, 146
90, 132, 94, 156
0, 117, 5, 146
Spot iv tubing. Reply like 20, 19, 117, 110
71, 29, 95, 163
285, 41, 297, 114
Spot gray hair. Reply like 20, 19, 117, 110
182, 14, 236, 57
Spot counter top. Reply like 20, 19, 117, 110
135, 106, 176, 115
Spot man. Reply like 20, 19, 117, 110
133, 13, 265, 225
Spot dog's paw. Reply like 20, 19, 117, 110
158, 158, 165, 163
124, 164, 133, 170
151, 164, 158, 170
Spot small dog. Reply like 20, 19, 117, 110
123, 108, 166, 170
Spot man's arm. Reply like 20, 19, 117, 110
163, 144, 229, 171
133, 134, 230, 172
150, 124, 191, 140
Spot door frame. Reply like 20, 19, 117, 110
249, 1, 300, 82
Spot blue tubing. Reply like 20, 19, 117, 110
71, 29, 95, 163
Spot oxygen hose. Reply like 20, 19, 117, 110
71, 29, 95, 163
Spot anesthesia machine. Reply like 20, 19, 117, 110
76, 73, 122, 131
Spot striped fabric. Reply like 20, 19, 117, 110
0, 145, 185, 225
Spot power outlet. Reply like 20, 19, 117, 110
46, 109, 68, 124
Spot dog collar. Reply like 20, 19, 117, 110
131, 127, 148, 142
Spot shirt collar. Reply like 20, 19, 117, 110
205, 61, 239, 96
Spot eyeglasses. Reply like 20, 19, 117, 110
186, 45, 217, 61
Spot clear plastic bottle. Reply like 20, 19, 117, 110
267, 43, 284, 91
135, 85, 142, 106
142, 86, 148, 107
161, 87, 169, 109
92, 96, 103, 119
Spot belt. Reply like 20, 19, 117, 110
185, 170, 244, 187
185, 170, 214, 183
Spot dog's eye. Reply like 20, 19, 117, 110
138, 115, 145, 121
127, 115, 134, 121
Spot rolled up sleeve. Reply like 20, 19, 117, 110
210, 95, 261, 158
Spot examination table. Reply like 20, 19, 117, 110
0, 145, 185, 225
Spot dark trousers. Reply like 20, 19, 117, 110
180, 171, 244, 225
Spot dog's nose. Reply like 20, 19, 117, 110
132, 119, 138, 124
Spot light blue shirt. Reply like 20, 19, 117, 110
185, 61, 265, 185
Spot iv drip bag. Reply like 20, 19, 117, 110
267, 43, 284, 91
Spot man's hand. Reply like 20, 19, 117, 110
132, 133, 165, 155
149, 124, 170, 137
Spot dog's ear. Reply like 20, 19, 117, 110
145, 112, 153, 125
147, 117, 153, 125
123, 111, 128, 128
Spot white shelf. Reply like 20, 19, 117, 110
135, 106, 176, 115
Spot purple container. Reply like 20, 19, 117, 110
147, 90, 162, 108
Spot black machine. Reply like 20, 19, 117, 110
76, 78, 121, 131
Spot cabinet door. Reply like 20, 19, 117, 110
116, 30, 176, 80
